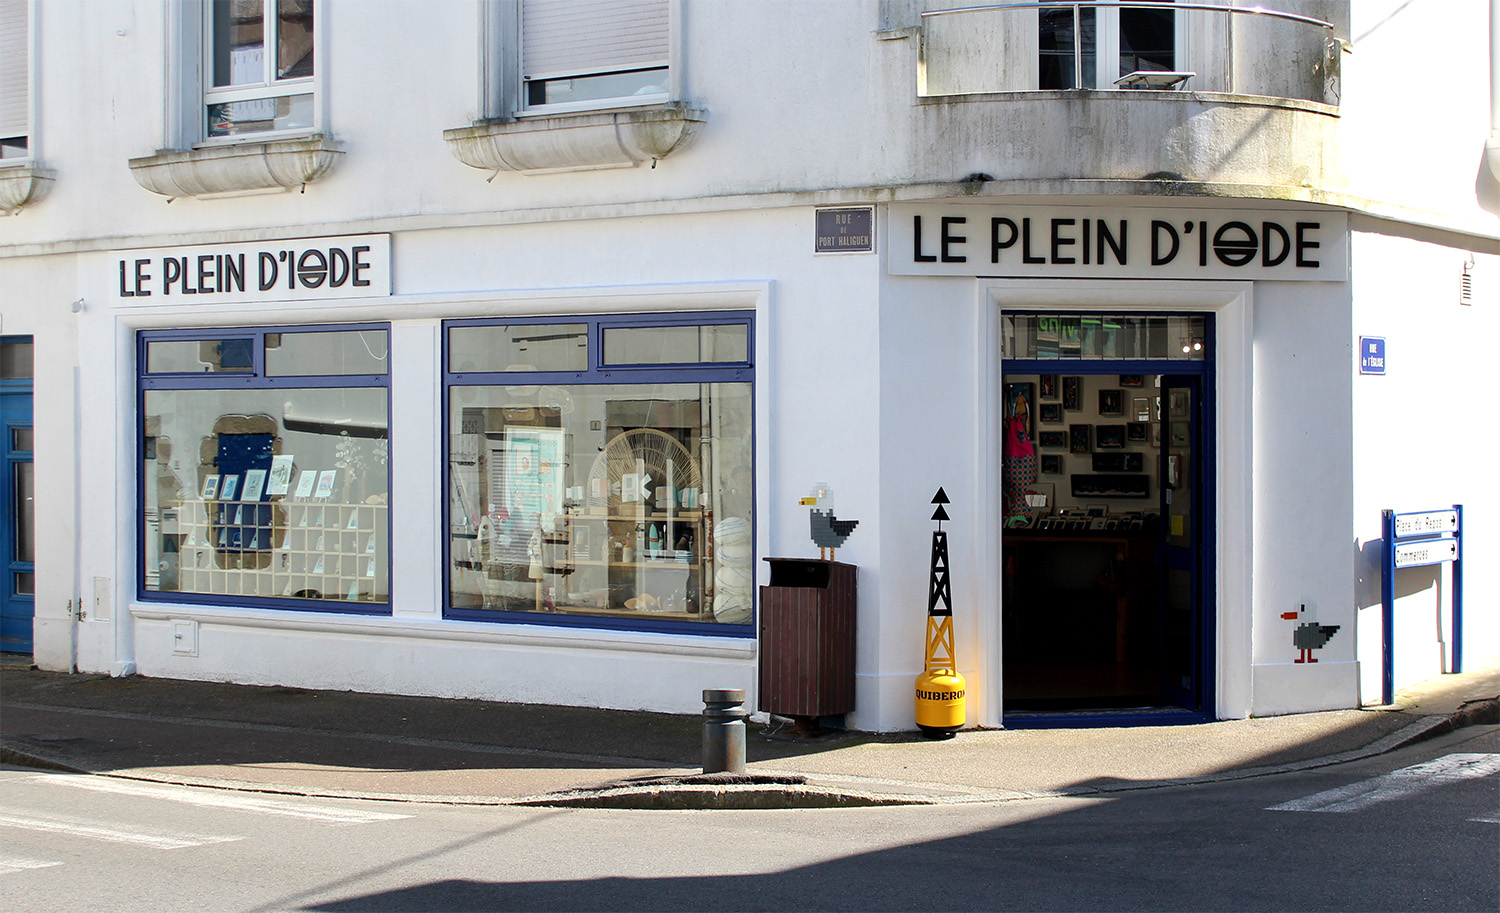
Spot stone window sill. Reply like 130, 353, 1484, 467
444, 105, 707, 176
0, 164, 55, 215
128, 134, 343, 199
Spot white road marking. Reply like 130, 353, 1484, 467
35, 774, 411, 824
1466, 814, 1500, 824
0, 812, 242, 849
1268, 753, 1500, 813
0, 854, 63, 875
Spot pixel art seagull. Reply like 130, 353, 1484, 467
800, 482, 859, 560
1281, 603, 1340, 663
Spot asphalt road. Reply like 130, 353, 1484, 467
2, 725, 1496, 912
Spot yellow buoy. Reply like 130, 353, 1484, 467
915, 490, 966, 738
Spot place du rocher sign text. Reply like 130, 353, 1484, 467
889, 205, 1347, 281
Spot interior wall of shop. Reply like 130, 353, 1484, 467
0, 255, 79, 670
1349, 222, 1499, 704
70, 207, 894, 718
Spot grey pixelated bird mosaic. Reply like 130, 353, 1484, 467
801, 482, 859, 560
1281, 602, 1340, 663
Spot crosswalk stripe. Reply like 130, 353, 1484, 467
0, 854, 63, 874
36, 775, 411, 824
0, 812, 242, 849
1268, 753, 1500, 813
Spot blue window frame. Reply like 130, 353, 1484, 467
137, 323, 391, 614
444, 312, 755, 636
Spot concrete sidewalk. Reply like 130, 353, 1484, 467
3, 659, 1498, 808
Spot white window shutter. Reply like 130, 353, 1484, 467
0, 0, 27, 141
522, 0, 669, 79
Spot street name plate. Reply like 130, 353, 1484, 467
1394, 538, 1458, 568
815, 207, 874, 253
1394, 510, 1458, 538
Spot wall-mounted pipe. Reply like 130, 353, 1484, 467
1489, 0, 1500, 181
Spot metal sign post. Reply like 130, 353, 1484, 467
1381, 505, 1463, 705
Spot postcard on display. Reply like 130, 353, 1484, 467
314, 470, 337, 498
201, 474, 221, 500
241, 469, 267, 503
294, 470, 318, 499
267, 456, 295, 496
219, 475, 240, 501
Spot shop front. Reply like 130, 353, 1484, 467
75, 219, 787, 717
888, 200, 1353, 727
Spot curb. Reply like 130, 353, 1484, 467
4, 697, 1495, 810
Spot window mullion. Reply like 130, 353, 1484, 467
262, 0, 276, 86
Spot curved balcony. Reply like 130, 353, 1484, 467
908, 2, 1345, 196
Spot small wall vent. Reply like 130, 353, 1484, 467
1460, 256, 1474, 306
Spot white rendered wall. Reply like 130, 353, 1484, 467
68, 206, 888, 718
1349, 221, 1499, 704
1247, 279, 1359, 714
8, 0, 1424, 254
1340, 0, 1499, 229
0, 254, 79, 671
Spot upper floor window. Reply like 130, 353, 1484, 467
1039, 1, 1178, 90
521, 0, 669, 114
1, 0, 30, 159
204, 0, 315, 138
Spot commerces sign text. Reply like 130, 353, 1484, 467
889, 206, 1347, 281
104, 234, 391, 306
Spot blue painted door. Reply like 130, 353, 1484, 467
1159, 375, 1204, 710
0, 387, 34, 654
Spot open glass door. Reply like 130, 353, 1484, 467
1159, 375, 1202, 710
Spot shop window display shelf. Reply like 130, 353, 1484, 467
166, 498, 388, 603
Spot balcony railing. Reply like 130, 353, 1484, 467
920, 2, 1339, 103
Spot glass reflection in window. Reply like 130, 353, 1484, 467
448, 382, 752, 625
142, 387, 389, 604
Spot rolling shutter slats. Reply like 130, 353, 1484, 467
0, 0, 28, 140
523, 0, 668, 78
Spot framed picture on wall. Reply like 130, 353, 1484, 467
1119, 374, 1145, 387
1134, 398, 1151, 421
1041, 455, 1063, 474
1096, 424, 1126, 449
1040, 374, 1058, 399
1062, 376, 1082, 411
1069, 424, 1091, 453
1098, 389, 1124, 416
1039, 430, 1068, 448
1092, 453, 1125, 471
1127, 422, 1148, 442
1039, 403, 1063, 424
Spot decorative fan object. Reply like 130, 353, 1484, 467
587, 428, 702, 513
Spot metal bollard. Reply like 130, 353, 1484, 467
701, 688, 748, 774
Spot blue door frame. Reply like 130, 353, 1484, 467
1001, 323, 1216, 727
1, 377, 34, 654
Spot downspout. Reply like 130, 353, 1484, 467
1489, 0, 1500, 181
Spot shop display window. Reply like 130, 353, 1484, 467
445, 313, 754, 634
138, 324, 390, 612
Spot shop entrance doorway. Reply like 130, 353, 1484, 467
999, 314, 1212, 723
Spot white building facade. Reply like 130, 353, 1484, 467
1, 0, 1495, 731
